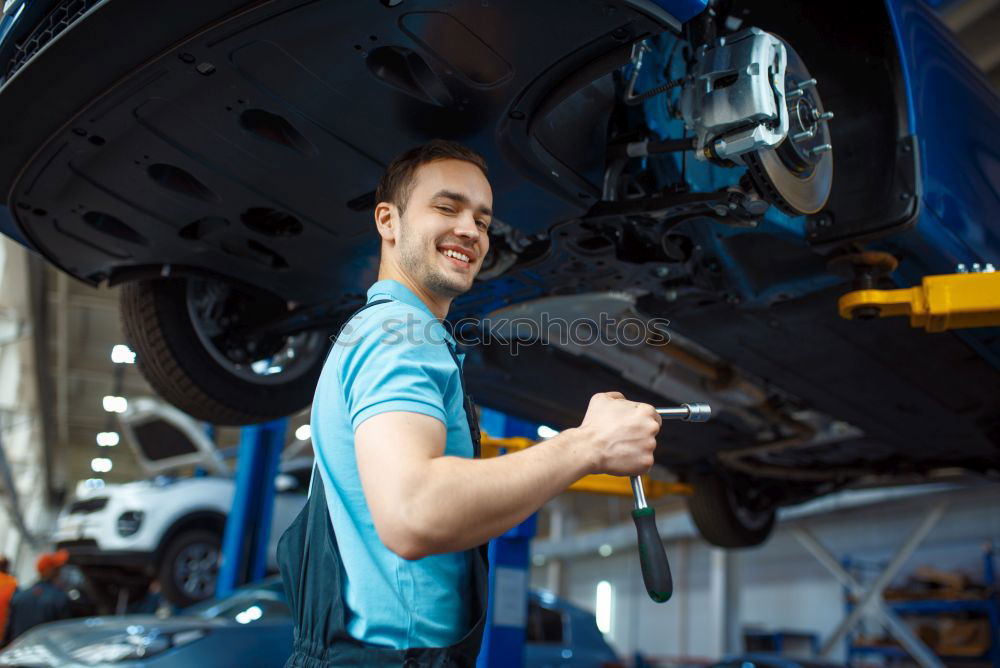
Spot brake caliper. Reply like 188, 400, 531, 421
680, 27, 788, 162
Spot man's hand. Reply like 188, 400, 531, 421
577, 391, 662, 476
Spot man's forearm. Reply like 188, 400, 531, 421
403, 427, 596, 556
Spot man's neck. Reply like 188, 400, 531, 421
377, 265, 451, 320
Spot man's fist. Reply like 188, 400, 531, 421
578, 392, 662, 476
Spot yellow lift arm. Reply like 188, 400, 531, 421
480, 433, 693, 499
839, 269, 1000, 332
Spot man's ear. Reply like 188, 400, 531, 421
374, 202, 397, 243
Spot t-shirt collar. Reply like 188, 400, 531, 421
367, 279, 458, 347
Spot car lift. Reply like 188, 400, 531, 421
789, 502, 950, 668
839, 264, 1000, 331
480, 434, 693, 500
216, 417, 288, 598
476, 408, 540, 668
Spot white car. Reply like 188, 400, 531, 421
53, 399, 310, 607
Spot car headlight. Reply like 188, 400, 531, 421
117, 511, 144, 537
69, 627, 207, 664
0, 626, 207, 666
0, 643, 60, 666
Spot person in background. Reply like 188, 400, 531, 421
126, 579, 173, 617
5, 550, 71, 643
0, 557, 17, 647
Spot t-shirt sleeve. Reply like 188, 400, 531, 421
337, 309, 456, 431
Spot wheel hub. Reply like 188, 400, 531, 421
175, 543, 219, 599
778, 91, 828, 172
186, 279, 328, 386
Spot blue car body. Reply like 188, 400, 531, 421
4, 0, 996, 299
0, 579, 294, 667
526, 590, 621, 667
0, 579, 619, 667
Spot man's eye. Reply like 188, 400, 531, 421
436, 205, 455, 214
476, 220, 489, 229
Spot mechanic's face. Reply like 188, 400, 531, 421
388, 159, 493, 299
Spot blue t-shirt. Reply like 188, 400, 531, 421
310, 279, 475, 649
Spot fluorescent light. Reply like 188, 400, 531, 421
596, 581, 612, 635
102, 396, 128, 413
90, 458, 113, 473
598, 543, 613, 557
294, 424, 311, 441
96, 431, 119, 447
537, 425, 559, 439
110, 344, 136, 364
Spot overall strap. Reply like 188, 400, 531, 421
445, 344, 481, 459
335, 298, 391, 337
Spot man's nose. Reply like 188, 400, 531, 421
453, 214, 480, 241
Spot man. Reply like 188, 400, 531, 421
5, 550, 71, 643
278, 140, 661, 666
0, 556, 16, 646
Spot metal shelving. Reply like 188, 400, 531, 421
845, 546, 999, 667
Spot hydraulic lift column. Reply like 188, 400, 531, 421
477, 408, 538, 668
216, 417, 288, 598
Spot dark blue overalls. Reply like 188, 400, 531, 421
278, 300, 489, 667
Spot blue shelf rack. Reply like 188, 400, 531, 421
844, 546, 999, 667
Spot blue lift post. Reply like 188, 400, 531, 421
477, 408, 540, 668
216, 417, 288, 599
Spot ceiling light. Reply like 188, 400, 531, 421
96, 431, 119, 447
102, 396, 128, 413
91, 458, 113, 473
295, 424, 311, 441
110, 344, 136, 364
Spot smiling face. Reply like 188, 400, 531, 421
376, 158, 493, 309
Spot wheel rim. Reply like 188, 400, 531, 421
726, 486, 773, 531
186, 279, 327, 385
174, 542, 220, 600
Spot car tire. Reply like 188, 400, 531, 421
120, 278, 328, 425
157, 529, 222, 607
687, 473, 776, 548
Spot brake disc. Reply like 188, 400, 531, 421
744, 38, 833, 216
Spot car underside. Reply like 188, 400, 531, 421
1, 0, 998, 547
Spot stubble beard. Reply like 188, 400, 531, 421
397, 215, 470, 299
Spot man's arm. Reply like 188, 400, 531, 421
356, 392, 660, 560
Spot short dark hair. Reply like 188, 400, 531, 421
0, 556, 9, 573
375, 140, 489, 215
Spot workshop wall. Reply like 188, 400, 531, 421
0, 239, 53, 584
